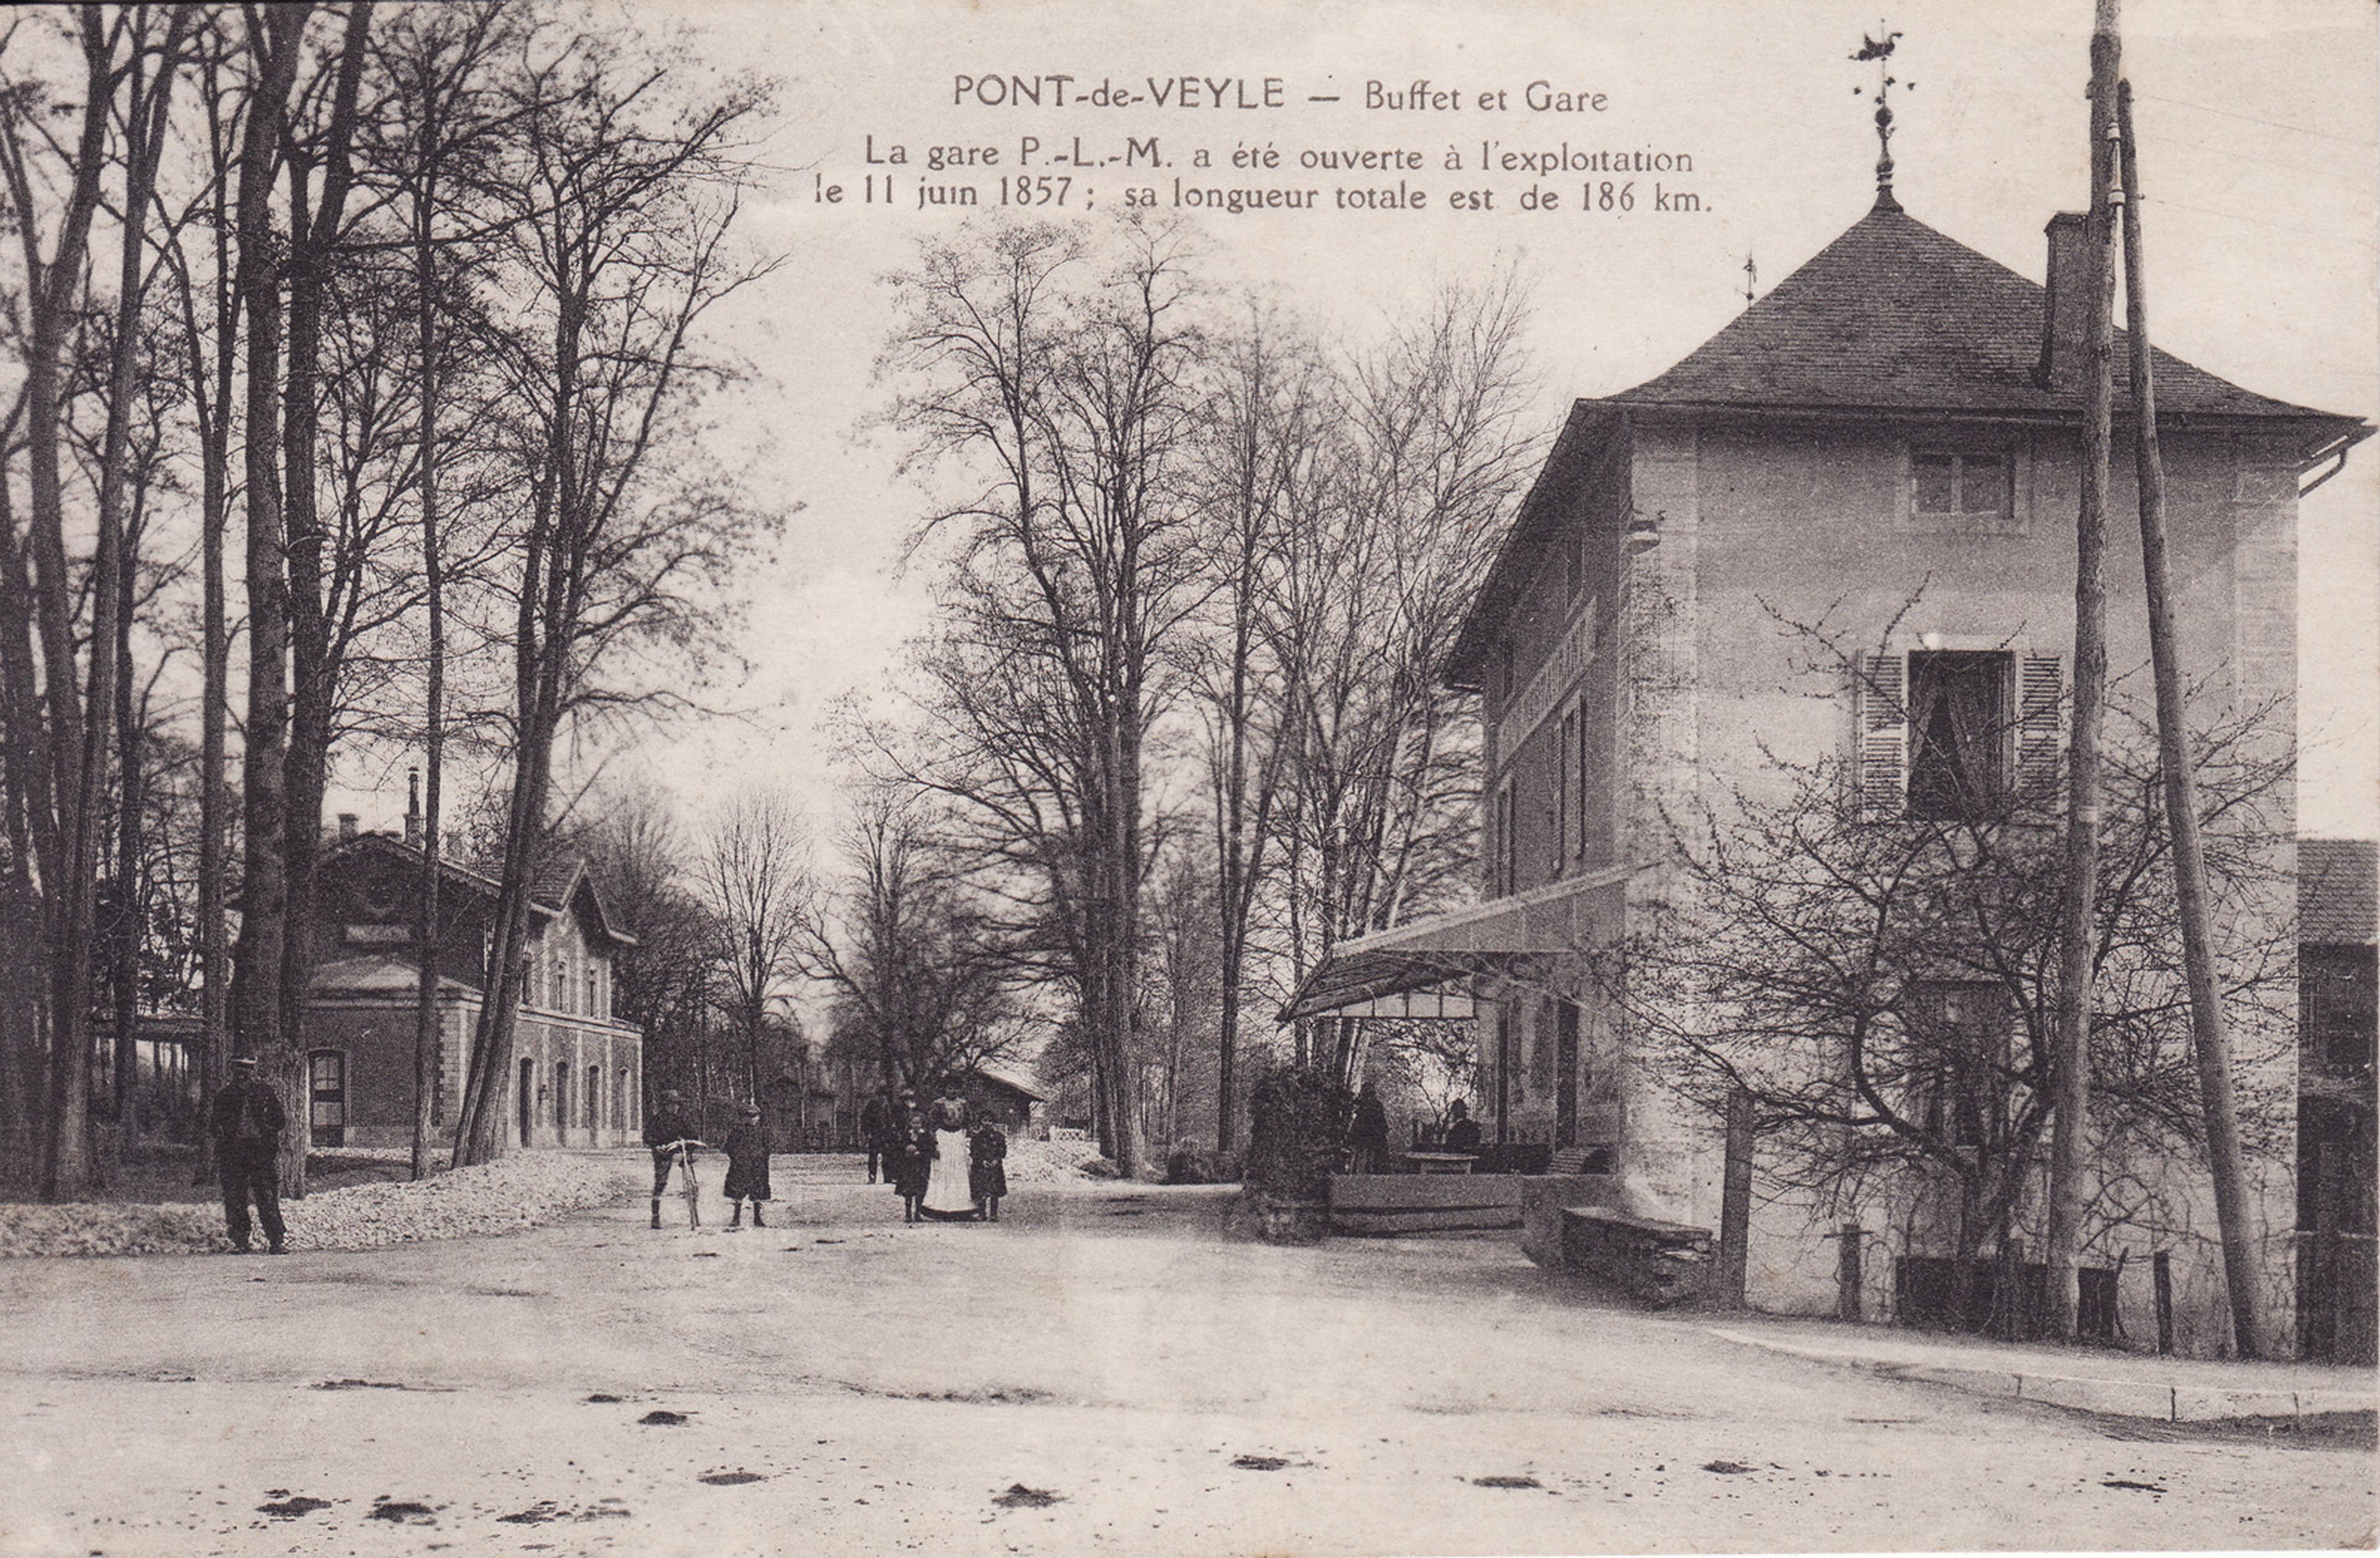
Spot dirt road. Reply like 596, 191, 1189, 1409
0, 1165, 2368, 1556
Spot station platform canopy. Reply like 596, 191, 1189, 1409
1280, 862, 1636, 1021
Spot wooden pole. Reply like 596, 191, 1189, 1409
1718, 1086, 1753, 1308
2115, 80, 2272, 1358
2046, 0, 2123, 1342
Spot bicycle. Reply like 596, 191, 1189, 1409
658, 1138, 708, 1229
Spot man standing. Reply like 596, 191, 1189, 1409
1443, 1098, 1483, 1155
211, 1056, 287, 1254
645, 1087, 695, 1230
858, 1088, 893, 1184
1348, 1081, 1390, 1175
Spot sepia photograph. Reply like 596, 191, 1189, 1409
0, 0, 2373, 1553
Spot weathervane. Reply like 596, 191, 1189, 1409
1852, 25, 1913, 211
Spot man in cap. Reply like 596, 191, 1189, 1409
210, 1055, 288, 1253
643, 1086, 695, 1229
721, 1101, 772, 1229
858, 1087, 894, 1184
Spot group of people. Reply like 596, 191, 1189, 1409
205, 1059, 1020, 1248
638, 1080, 1012, 1231
860, 1086, 1008, 1224
1344, 1081, 1484, 1173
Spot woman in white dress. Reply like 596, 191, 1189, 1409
921, 1090, 977, 1221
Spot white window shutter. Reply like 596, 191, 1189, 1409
2016, 651, 2064, 810
1852, 650, 1908, 822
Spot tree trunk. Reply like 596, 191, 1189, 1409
230, 2, 311, 1198
111, 520, 144, 1145
276, 3, 374, 1191
2115, 81, 2270, 1358
50, 8, 190, 1197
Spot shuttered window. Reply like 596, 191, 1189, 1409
1850, 650, 1910, 823
1852, 648, 2063, 822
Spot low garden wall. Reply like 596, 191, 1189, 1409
1558, 1206, 1717, 1308
1518, 1174, 1624, 1267
1326, 1173, 1522, 1236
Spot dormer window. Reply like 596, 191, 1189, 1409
1910, 448, 2019, 534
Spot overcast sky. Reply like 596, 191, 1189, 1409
343, 0, 2379, 847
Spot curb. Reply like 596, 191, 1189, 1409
1709, 1329, 2374, 1423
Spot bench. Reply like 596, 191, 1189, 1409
1547, 1144, 1615, 1176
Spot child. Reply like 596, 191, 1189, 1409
721, 1102, 772, 1229
970, 1115, 1008, 1223
892, 1107, 934, 1224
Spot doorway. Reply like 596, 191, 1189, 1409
1554, 998, 1580, 1148
307, 1050, 346, 1148
517, 1056, 534, 1146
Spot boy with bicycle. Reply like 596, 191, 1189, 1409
645, 1087, 696, 1229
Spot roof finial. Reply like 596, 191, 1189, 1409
1742, 251, 1756, 310
1852, 24, 1911, 212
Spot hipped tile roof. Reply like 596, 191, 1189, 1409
1445, 198, 2368, 682
1610, 202, 2353, 422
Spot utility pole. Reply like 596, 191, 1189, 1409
2045, 0, 2122, 1343
2114, 79, 2271, 1359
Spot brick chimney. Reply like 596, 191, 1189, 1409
2036, 211, 2091, 387
337, 812, 359, 842
405, 767, 422, 846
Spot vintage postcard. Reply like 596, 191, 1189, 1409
0, 0, 2372, 1554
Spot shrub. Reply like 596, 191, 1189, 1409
1243, 1066, 1351, 1202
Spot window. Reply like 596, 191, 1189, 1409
1556, 709, 1575, 870
586, 1064, 601, 1130
1491, 781, 1516, 897
550, 952, 567, 1012
308, 1050, 346, 1147
1854, 648, 2061, 823
1902, 980, 2011, 1149
586, 964, 598, 1016
1907, 651, 2010, 821
1911, 449, 2018, 533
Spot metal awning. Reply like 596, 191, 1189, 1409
1280, 862, 1637, 1020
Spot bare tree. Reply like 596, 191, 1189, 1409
1264, 270, 1539, 1088
803, 782, 1029, 1097
1183, 306, 1328, 1152
879, 216, 1210, 1175
226, 0, 314, 1192
697, 788, 811, 1105
449, 47, 772, 1165
1613, 624, 2296, 1337
0, 3, 196, 1196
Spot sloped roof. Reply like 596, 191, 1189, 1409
2301, 839, 2378, 947
1445, 198, 2369, 683
308, 954, 477, 999
319, 832, 505, 900
317, 834, 635, 947
1610, 202, 2355, 422
529, 856, 583, 911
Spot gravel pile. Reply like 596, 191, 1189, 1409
0, 1152, 641, 1259
1002, 1137, 1103, 1186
